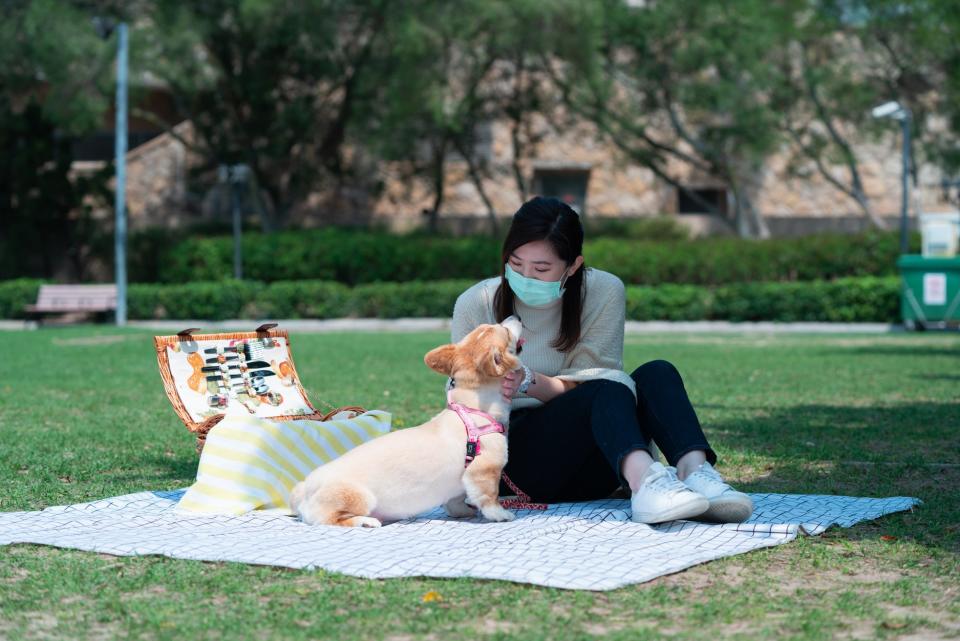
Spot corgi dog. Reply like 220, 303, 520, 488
289, 316, 523, 527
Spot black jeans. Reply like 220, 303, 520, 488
498, 360, 717, 503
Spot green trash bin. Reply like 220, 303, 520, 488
897, 255, 960, 329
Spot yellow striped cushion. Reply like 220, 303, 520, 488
177, 410, 391, 515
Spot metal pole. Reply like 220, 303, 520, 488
900, 110, 911, 255
114, 23, 128, 325
231, 167, 243, 280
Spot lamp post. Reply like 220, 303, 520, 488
93, 17, 129, 326
871, 100, 912, 255
219, 163, 250, 280
114, 22, 129, 325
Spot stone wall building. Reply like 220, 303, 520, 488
86, 109, 957, 237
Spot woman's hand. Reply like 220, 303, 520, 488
502, 368, 523, 401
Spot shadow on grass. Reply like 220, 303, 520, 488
914, 373, 960, 382
122, 453, 198, 486
706, 400, 959, 467
837, 345, 960, 357
705, 400, 959, 552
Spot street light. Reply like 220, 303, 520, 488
219, 164, 250, 280
93, 18, 129, 326
871, 100, 912, 254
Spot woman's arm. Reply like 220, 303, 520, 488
501, 368, 576, 403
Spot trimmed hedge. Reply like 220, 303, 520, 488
126, 280, 478, 320
588, 232, 906, 286
126, 227, 917, 286
148, 229, 502, 286
2, 277, 900, 322
0, 279, 44, 319
625, 277, 900, 322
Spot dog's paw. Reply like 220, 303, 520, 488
481, 505, 515, 522
348, 516, 382, 528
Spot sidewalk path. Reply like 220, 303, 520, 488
2, 318, 904, 333
0, 318, 904, 334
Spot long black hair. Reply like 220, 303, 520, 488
493, 196, 585, 352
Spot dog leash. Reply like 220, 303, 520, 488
499, 472, 548, 511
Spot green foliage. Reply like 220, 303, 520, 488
125, 226, 909, 286
0, 99, 111, 280
0, 278, 44, 318
140, 228, 501, 285
146, 0, 424, 226
550, 0, 798, 236
623, 284, 711, 321
587, 231, 909, 286
0, 1, 115, 280
708, 277, 901, 322
622, 277, 900, 322
349, 280, 475, 318
357, 0, 555, 231
0, 0, 111, 134
0, 276, 896, 322
127, 280, 266, 320
254, 281, 352, 319
123, 279, 474, 321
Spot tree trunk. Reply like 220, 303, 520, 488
509, 118, 527, 203
851, 185, 886, 230
730, 185, 770, 239
425, 141, 447, 234
458, 140, 500, 237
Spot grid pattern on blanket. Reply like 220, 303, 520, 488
0, 490, 919, 591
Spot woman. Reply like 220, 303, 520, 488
450, 196, 753, 524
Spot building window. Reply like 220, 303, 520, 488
533, 168, 591, 214
677, 187, 728, 215
71, 131, 163, 162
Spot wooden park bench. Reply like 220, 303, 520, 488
26, 284, 118, 323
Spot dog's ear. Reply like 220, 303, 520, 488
482, 346, 519, 378
424, 344, 457, 375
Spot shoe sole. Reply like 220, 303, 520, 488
632, 495, 710, 524
695, 497, 754, 524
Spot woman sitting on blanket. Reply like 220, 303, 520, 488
451, 196, 754, 524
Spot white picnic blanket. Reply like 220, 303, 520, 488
0, 490, 918, 590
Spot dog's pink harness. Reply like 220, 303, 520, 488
446, 392, 505, 466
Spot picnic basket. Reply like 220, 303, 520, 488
154, 324, 365, 452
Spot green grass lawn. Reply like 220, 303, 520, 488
1, 327, 958, 640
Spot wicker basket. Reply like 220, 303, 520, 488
153, 325, 366, 453
190, 404, 367, 454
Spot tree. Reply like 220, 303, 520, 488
360, 0, 555, 235
359, 0, 496, 233
145, 0, 406, 230
764, 6, 891, 229
0, 0, 113, 279
850, 0, 960, 176
541, 0, 802, 237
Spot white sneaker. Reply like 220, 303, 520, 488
631, 462, 710, 524
679, 462, 754, 523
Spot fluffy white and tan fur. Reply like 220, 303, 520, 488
289, 317, 522, 527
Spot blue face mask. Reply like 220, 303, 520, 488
505, 264, 567, 306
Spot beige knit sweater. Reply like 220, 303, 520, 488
451, 267, 637, 411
